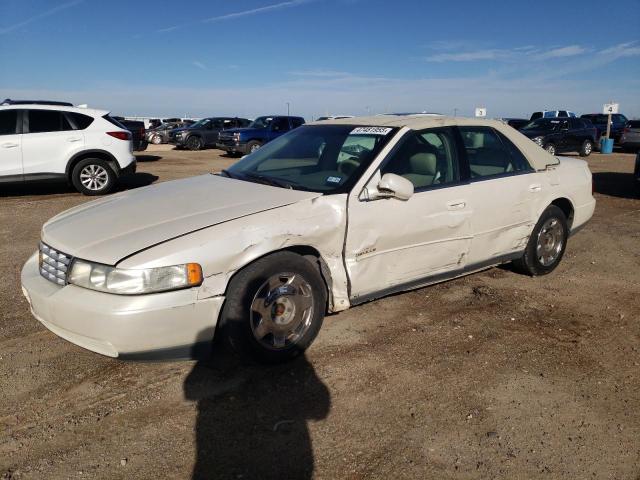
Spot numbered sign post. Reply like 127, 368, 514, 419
602, 103, 619, 139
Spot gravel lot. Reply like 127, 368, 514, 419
1, 145, 639, 479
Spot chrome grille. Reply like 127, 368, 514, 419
39, 242, 72, 286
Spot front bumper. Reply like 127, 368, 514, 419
217, 141, 248, 155
21, 253, 224, 359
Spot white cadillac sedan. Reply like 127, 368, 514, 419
21, 116, 595, 363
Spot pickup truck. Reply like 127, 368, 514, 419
520, 117, 597, 156
217, 116, 305, 155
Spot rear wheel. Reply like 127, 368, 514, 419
186, 136, 203, 151
219, 252, 326, 363
151, 135, 162, 145
579, 139, 593, 157
513, 205, 568, 276
71, 158, 116, 196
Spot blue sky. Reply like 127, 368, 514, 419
1, 0, 639, 119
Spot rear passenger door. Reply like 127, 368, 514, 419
458, 126, 538, 266
22, 109, 84, 176
0, 109, 23, 179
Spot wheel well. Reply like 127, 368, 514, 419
66, 151, 118, 180
551, 197, 574, 227
225, 246, 333, 312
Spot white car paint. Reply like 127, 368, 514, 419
0, 103, 135, 185
21, 116, 595, 358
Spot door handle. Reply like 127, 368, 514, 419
447, 200, 466, 210
1, 142, 19, 148
67, 137, 82, 142
529, 183, 542, 192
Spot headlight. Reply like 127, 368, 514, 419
533, 136, 544, 146
233, 132, 241, 142
68, 259, 203, 295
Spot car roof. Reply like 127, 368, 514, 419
308, 115, 558, 171
0, 103, 109, 116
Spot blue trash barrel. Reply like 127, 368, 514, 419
600, 137, 614, 154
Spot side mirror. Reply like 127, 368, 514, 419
366, 173, 414, 201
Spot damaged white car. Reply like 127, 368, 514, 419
21, 116, 595, 362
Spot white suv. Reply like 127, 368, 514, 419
0, 100, 136, 195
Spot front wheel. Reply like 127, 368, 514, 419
219, 252, 327, 363
579, 140, 593, 157
71, 158, 116, 196
512, 205, 568, 276
544, 143, 556, 156
186, 136, 203, 151
151, 135, 162, 145
246, 140, 262, 154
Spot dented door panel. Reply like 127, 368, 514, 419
345, 184, 473, 300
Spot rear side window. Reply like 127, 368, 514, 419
459, 127, 532, 179
103, 114, 127, 129
28, 109, 72, 133
0, 110, 18, 135
67, 112, 94, 130
627, 120, 640, 128
272, 118, 291, 132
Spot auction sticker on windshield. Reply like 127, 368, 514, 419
350, 127, 393, 135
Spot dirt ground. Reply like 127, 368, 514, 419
1, 144, 639, 479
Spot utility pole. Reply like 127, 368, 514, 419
286, 102, 290, 116
453, 108, 458, 117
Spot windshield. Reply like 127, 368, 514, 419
521, 119, 562, 131
224, 125, 398, 193
190, 118, 210, 128
249, 116, 273, 129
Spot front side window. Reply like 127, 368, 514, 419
28, 109, 72, 133
0, 110, 18, 135
381, 128, 459, 190
225, 124, 398, 193
459, 127, 532, 179
249, 116, 273, 129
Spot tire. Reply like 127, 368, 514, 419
579, 139, 593, 157
247, 140, 262, 154
151, 135, 162, 145
512, 205, 568, 276
186, 136, 203, 151
544, 143, 556, 156
218, 251, 327, 363
71, 158, 116, 196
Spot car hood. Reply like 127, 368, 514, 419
42, 175, 321, 265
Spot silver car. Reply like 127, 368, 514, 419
620, 120, 640, 152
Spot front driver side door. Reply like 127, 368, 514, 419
345, 127, 473, 301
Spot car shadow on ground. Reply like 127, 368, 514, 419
184, 344, 331, 480
0, 173, 159, 198
592, 172, 639, 199
135, 154, 162, 162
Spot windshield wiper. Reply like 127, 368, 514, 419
242, 172, 304, 190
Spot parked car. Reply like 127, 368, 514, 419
530, 110, 577, 121
0, 100, 136, 195
520, 117, 597, 156
580, 113, 629, 144
113, 117, 147, 151
634, 152, 640, 194
146, 122, 181, 144
316, 115, 354, 121
21, 116, 595, 363
169, 117, 251, 151
500, 118, 530, 130
217, 115, 305, 155
620, 120, 640, 152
